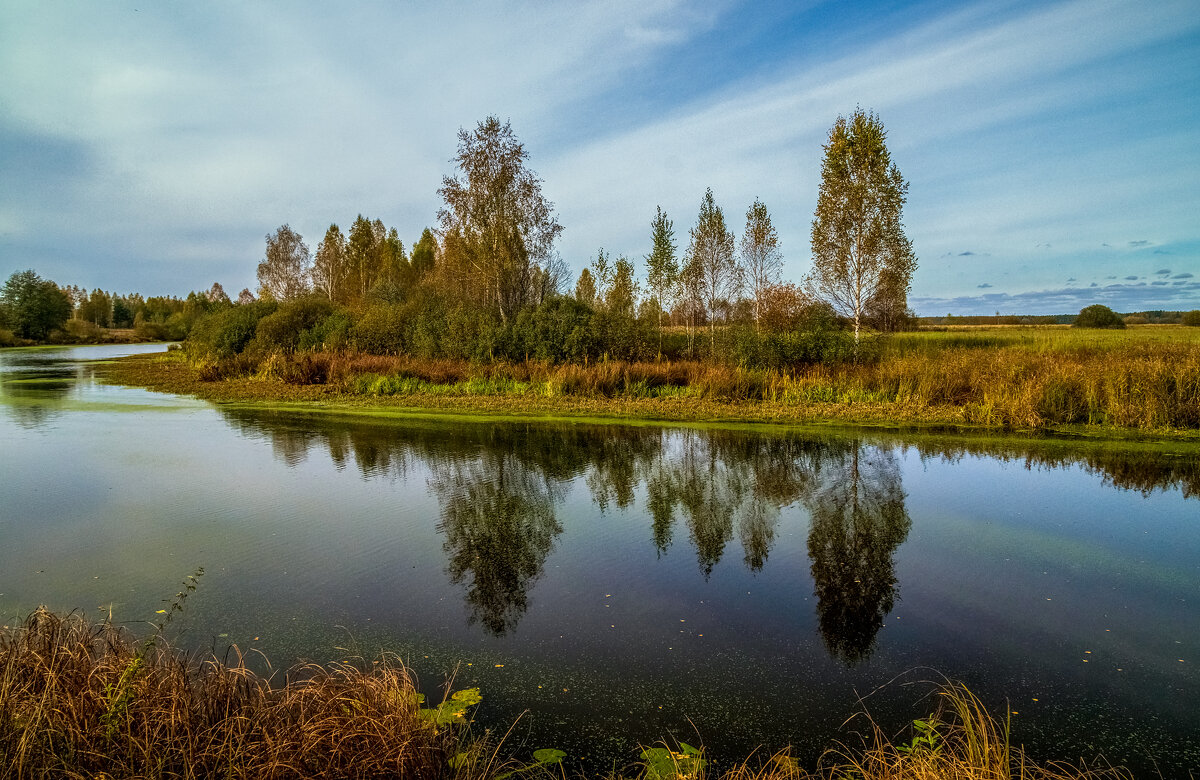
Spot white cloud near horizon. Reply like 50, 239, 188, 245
0, 0, 1197, 315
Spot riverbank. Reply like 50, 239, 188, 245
0, 325, 162, 348
1, 608, 1130, 780
100, 345, 1200, 444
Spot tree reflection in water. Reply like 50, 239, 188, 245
805, 445, 911, 665
218, 409, 1196, 657
430, 454, 563, 636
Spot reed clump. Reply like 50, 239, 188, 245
0, 608, 458, 779
712, 683, 1131, 780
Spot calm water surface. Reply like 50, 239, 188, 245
1, 345, 1198, 775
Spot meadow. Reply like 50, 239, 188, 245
107, 325, 1200, 438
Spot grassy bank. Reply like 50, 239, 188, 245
100, 326, 1200, 440
1, 609, 1131, 780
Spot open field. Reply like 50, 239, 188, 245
97, 326, 1200, 440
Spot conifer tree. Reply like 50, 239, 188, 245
645, 206, 678, 354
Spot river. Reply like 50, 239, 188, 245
1, 344, 1197, 775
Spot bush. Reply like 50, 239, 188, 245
1074, 304, 1125, 329
186, 300, 277, 359
1182, 310, 1200, 327
300, 309, 354, 351
252, 297, 337, 354
508, 297, 597, 363
352, 304, 409, 355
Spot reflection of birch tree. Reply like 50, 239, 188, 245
738, 495, 777, 572
645, 459, 679, 557
805, 445, 911, 665
431, 455, 563, 636
677, 434, 746, 578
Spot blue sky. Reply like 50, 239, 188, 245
2, 0, 1198, 315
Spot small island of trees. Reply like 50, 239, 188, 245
5, 111, 1200, 435
184, 111, 917, 375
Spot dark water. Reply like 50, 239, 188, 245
2, 345, 1198, 775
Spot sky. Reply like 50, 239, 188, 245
2, 0, 1198, 316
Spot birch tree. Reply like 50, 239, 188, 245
739, 198, 782, 331
256, 224, 311, 301
685, 189, 739, 350
437, 116, 563, 323
807, 109, 915, 345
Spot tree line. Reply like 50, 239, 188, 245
4, 109, 919, 360
0, 270, 245, 346
197, 110, 916, 369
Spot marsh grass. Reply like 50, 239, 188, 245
0, 608, 460, 779
108, 326, 1200, 434
657, 684, 1131, 780
1, 611, 1134, 780
317, 328, 1200, 430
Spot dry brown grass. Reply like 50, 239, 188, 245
0, 608, 457, 779
101, 327, 1200, 437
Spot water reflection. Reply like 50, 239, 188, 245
431, 453, 563, 636
918, 440, 1200, 499
805, 447, 910, 665
0, 359, 76, 429
218, 408, 1198, 661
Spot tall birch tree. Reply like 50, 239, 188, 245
437, 116, 563, 323
807, 109, 915, 345
739, 198, 782, 331
685, 189, 739, 350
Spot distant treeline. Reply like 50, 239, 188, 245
921, 310, 1200, 327
0, 268, 240, 347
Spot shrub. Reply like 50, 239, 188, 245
1074, 304, 1125, 329
509, 297, 597, 363
186, 300, 277, 359
252, 297, 337, 354
352, 304, 409, 355
300, 309, 355, 351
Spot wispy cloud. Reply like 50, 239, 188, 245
913, 281, 1200, 315
0, 0, 1197, 303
